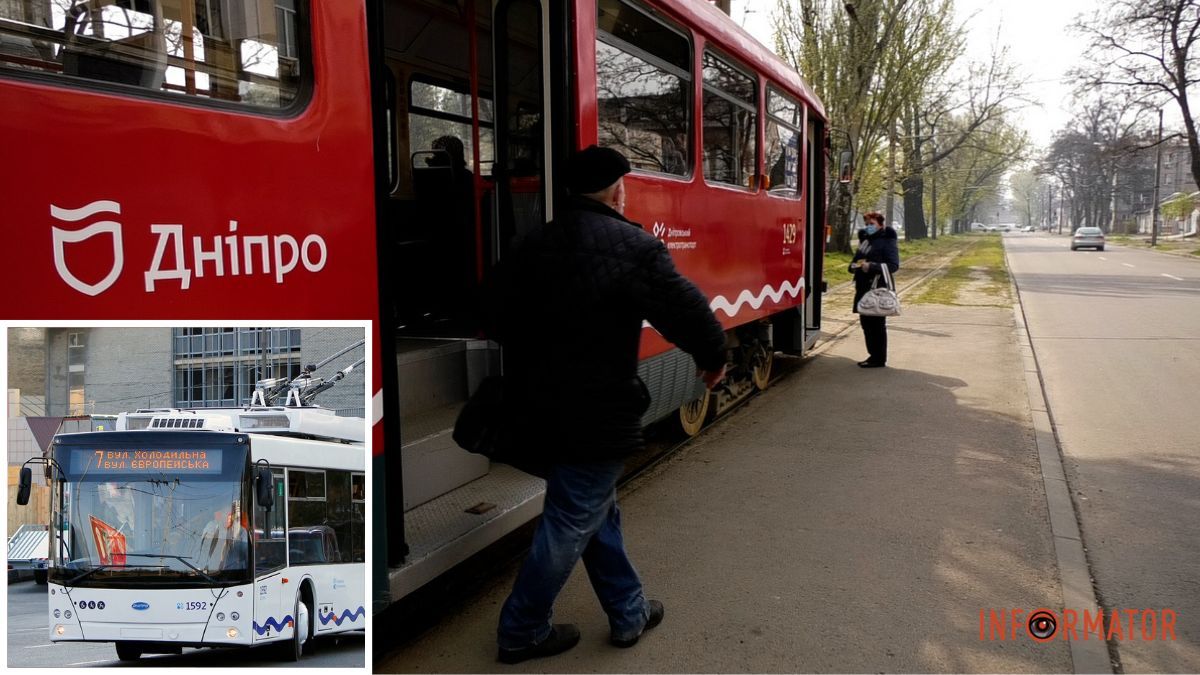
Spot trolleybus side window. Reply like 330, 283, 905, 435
765, 86, 801, 197
254, 468, 286, 575
286, 468, 361, 564
0, 0, 308, 111
595, 0, 691, 177
350, 472, 365, 562
702, 50, 757, 189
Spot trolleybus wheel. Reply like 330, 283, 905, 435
678, 393, 711, 437
750, 343, 773, 391
282, 592, 311, 662
115, 642, 142, 662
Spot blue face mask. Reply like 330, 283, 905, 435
864, 224, 879, 236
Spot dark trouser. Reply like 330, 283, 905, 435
497, 460, 649, 649
860, 314, 888, 364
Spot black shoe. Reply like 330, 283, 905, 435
611, 600, 665, 648
498, 624, 581, 664
857, 360, 886, 368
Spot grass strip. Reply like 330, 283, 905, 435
823, 234, 967, 286
911, 237, 1010, 306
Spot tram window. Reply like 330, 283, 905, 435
702, 50, 756, 189
765, 87, 801, 196
595, 0, 691, 177
0, 0, 307, 111
597, 0, 688, 72
409, 79, 495, 177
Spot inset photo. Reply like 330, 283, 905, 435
7, 326, 367, 667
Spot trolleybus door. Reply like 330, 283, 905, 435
252, 468, 287, 643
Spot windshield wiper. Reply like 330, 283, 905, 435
123, 553, 219, 585
66, 564, 116, 586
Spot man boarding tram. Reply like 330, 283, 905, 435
492, 146, 728, 664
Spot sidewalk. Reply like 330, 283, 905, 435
379, 299, 1077, 672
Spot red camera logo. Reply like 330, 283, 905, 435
979, 608, 1177, 642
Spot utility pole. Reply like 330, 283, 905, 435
930, 123, 937, 239
1151, 108, 1163, 246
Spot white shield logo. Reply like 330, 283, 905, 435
51, 200, 124, 297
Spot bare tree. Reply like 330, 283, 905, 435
1075, 0, 1200, 193
774, 0, 919, 252
899, 35, 1027, 239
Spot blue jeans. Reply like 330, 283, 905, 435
497, 460, 649, 649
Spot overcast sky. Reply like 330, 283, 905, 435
729, 0, 1111, 151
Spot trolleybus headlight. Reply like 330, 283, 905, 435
64, 610, 72, 619
55, 625, 65, 636
226, 628, 239, 639
231, 611, 240, 621
217, 612, 225, 621
53, 610, 61, 618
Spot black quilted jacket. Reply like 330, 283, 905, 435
493, 196, 726, 460
850, 226, 900, 313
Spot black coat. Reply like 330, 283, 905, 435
494, 196, 726, 461
850, 227, 900, 312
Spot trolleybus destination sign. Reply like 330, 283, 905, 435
68, 449, 223, 474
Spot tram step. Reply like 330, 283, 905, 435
397, 337, 500, 510
391, 463, 545, 603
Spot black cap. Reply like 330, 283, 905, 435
567, 145, 631, 194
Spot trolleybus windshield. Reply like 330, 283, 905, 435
49, 441, 251, 588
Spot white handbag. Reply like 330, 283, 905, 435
856, 265, 900, 317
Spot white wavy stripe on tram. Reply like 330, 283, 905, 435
51, 200, 121, 222
641, 277, 806, 329
709, 277, 805, 317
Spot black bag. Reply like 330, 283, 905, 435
452, 377, 547, 476
453, 376, 507, 457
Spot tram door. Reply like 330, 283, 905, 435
380, 0, 553, 516
804, 116, 825, 339
493, 0, 549, 257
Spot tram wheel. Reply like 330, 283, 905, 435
750, 343, 773, 391
115, 641, 142, 662
677, 392, 711, 437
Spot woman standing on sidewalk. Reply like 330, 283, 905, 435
850, 212, 900, 368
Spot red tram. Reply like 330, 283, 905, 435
0, 0, 829, 608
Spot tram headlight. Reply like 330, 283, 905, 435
53, 610, 61, 619
55, 625, 65, 636
217, 612, 225, 621
231, 612, 240, 621
226, 628, 239, 639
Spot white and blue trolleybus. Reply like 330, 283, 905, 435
16, 385, 366, 662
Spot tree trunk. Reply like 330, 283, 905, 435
901, 174, 927, 239
828, 181, 854, 253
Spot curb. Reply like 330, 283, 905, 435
1004, 245, 1116, 675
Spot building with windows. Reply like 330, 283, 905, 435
8, 327, 366, 419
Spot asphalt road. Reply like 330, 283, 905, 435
6, 580, 364, 668
1005, 233, 1200, 672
